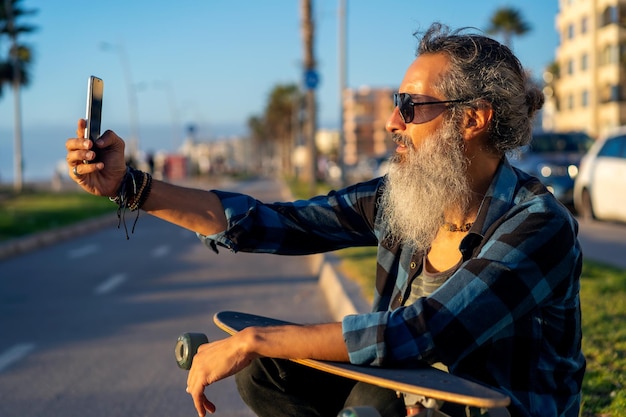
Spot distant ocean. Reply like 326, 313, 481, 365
0, 122, 245, 184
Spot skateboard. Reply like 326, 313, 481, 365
209, 311, 511, 416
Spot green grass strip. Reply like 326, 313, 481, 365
0, 190, 115, 241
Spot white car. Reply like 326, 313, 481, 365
574, 128, 626, 222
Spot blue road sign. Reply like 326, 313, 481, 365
304, 69, 319, 90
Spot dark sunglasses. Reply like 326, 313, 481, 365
393, 93, 468, 124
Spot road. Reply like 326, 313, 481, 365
0, 177, 331, 417
576, 216, 626, 269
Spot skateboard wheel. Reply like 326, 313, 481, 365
175, 332, 209, 370
337, 407, 382, 417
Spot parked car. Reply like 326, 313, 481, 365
508, 131, 593, 207
574, 128, 626, 222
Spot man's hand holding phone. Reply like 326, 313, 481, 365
67, 76, 127, 197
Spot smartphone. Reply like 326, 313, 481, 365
84, 75, 104, 161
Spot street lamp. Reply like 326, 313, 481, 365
338, 0, 347, 188
152, 80, 181, 150
100, 41, 140, 159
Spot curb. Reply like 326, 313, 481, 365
318, 253, 370, 319
281, 180, 370, 320
0, 213, 119, 261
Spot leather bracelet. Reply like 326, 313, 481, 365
128, 171, 152, 212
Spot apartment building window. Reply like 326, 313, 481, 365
582, 90, 589, 107
610, 85, 621, 102
601, 84, 623, 102
601, 6, 619, 27
581, 53, 588, 71
600, 44, 619, 66
581, 16, 588, 34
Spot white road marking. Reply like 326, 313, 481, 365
94, 273, 127, 295
151, 245, 170, 258
68, 244, 99, 259
0, 343, 36, 373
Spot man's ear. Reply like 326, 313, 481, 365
462, 103, 493, 141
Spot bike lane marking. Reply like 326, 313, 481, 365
67, 244, 99, 259
94, 273, 127, 295
151, 245, 170, 258
0, 343, 36, 373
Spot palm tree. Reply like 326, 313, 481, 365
0, 0, 36, 96
0, 0, 37, 191
486, 6, 531, 50
265, 84, 299, 174
0, 44, 31, 94
247, 115, 269, 173
247, 84, 300, 175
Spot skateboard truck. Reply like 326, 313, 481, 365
174, 332, 388, 416
174, 332, 209, 370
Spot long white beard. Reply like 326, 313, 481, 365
378, 123, 472, 251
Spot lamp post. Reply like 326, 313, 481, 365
153, 80, 181, 151
338, 0, 347, 188
100, 41, 140, 159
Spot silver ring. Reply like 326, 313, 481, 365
72, 165, 83, 178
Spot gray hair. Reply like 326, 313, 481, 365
415, 23, 544, 154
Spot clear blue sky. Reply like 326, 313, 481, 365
0, 0, 559, 180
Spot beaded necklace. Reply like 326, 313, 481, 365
442, 222, 474, 232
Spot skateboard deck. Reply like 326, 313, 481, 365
213, 311, 510, 410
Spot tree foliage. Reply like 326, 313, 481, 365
265, 84, 298, 142
247, 83, 300, 173
0, 0, 37, 97
486, 6, 531, 50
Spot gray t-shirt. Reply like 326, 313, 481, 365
403, 255, 462, 306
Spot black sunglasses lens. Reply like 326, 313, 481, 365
395, 93, 413, 123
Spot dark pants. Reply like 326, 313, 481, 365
235, 358, 406, 417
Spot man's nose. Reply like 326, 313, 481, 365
386, 106, 406, 133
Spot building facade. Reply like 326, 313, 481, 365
554, 0, 626, 137
343, 86, 395, 166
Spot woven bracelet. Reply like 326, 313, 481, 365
108, 166, 152, 239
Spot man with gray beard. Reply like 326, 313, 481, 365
65, 23, 584, 417
380, 119, 472, 253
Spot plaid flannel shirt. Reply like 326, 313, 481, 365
199, 159, 585, 417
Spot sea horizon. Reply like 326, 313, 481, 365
0, 122, 247, 185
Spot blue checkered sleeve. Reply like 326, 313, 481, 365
197, 178, 383, 254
